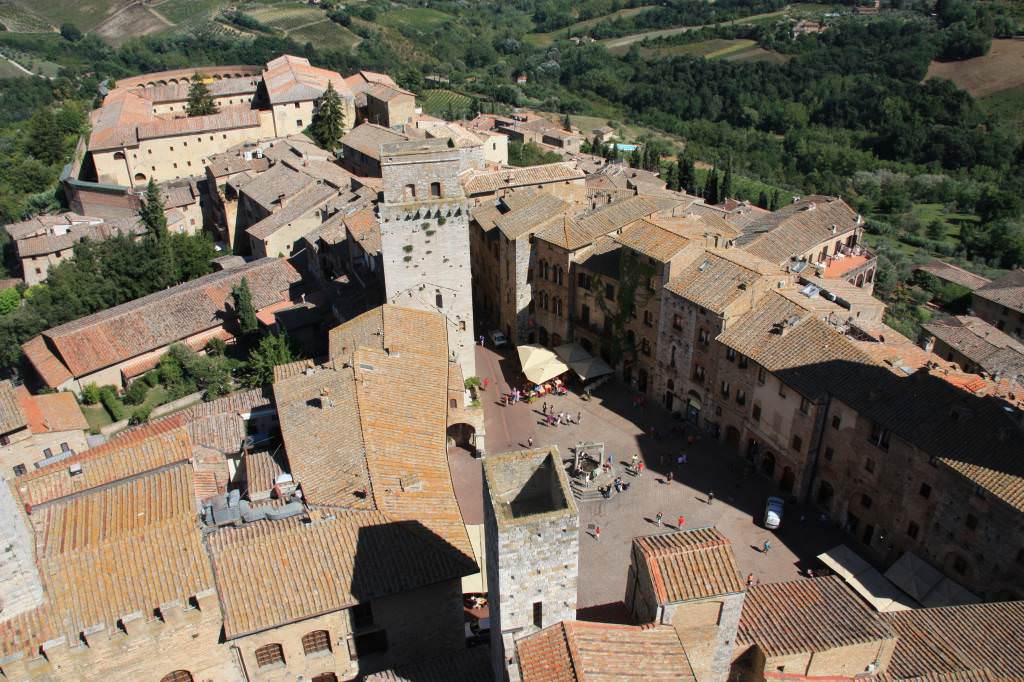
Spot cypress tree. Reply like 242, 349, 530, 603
141, 179, 176, 288
630, 147, 642, 168
664, 162, 678, 191
758, 190, 769, 209
721, 162, 734, 202
141, 179, 168, 240
232, 277, 259, 335
310, 81, 345, 151
703, 166, 720, 205
562, 113, 572, 130
770, 189, 782, 211
186, 73, 218, 117
678, 155, 696, 195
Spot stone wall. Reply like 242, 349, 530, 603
666, 592, 745, 682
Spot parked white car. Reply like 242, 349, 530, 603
764, 496, 784, 530
490, 330, 508, 347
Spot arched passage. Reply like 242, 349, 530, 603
724, 426, 740, 451
685, 390, 701, 424
447, 422, 476, 452
761, 451, 776, 478
780, 466, 795, 494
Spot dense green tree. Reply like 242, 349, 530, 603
757, 190, 769, 209
562, 113, 572, 130
140, 179, 167, 239
309, 81, 345, 151
186, 73, 218, 117
721, 162, 734, 201
232, 277, 259, 335
59, 24, 82, 42
678, 155, 696, 195
703, 166, 720, 205
24, 108, 62, 165
243, 332, 295, 387
0, 288, 20, 315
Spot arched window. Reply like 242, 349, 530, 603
161, 672, 194, 682
430, 181, 441, 197
113, 151, 126, 160
134, 172, 147, 182
255, 643, 285, 668
302, 630, 331, 655
404, 184, 416, 200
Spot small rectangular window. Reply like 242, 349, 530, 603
604, 283, 615, 300
757, 367, 766, 385
672, 314, 683, 331
831, 415, 841, 429
824, 446, 834, 461
726, 347, 736, 361
860, 494, 872, 509
752, 404, 761, 422
791, 435, 802, 452
533, 601, 543, 628
965, 514, 978, 530
721, 381, 730, 398
907, 521, 919, 539
865, 458, 875, 473
350, 630, 388, 659
919, 483, 931, 498
736, 390, 746, 406
13, 464, 26, 476
778, 384, 786, 398
799, 397, 811, 414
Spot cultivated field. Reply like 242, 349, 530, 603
94, 4, 170, 46
420, 89, 472, 117
0, 0, 53, 32
15, 0, 136, 32
926, 39, 1024, 98
524, 5, 655, 46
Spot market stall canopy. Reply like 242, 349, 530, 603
884, 551, 980, 608
817, 545, 917, 612
517, 344, 570, 384
554, 343, 613, 382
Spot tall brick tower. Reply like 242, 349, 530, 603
379, 139, 476, 378
483, 447, 579, 681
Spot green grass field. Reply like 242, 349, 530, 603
0, 58, 28, 78
421, 88, 472, 117
291, 20, 360, 47
154, 0, 231, 25
524, 5, 655, 46
980, 85, 1024, 143
12, 0, 132, 32
0, 0, 53, 32
378, 7, 453, 31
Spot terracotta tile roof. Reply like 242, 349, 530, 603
365, 646, 491, 682
461, 162, 584, 196
341, 122, 408, 159
25, 258, 300, 381
353, 306, 475, 559
14, 218, 146, 258
974, 268, 1024, 314
881, 602, 1024, 680
739, 196, 861, 264
15, 387, 87, 434
207, 509, 477, 638
242, 448, 284, 497
237, 161, 316, 209
327, 306, 385, 360
923, 316, 1024, 375
538, 196, 660, 251
663, 249, 773, 315
246, 183, 338, 240
87, 88, 153, 150
344, 206, 381, 255
273, 359, 374, 509
21, 336, 73, 388
614, 219, 692, 262
495, 193, 571, 240
344, 70, 399, 93
470, 201, 502, 232
263, 54, 352, 104
717, 291, 877, 400
13, 418, 193, 508
4, 212, 103, 240
31, 462, 211, 642
517, 621, 696, 682
0, 604, 54, 658
0, 380, 27, 434
136, 109, 261, 142
738, 576, 895, 658
634, 527, 744, 604
132, 76, 259, 104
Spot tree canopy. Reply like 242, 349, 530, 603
186, 73, 218, 117
309, 81, 345, 151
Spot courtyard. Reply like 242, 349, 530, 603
465, 344, 848, 617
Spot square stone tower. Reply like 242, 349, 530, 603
483, 447, 579, 682
379, 139, 476, 378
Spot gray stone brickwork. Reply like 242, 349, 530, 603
483, 447, 579, 682
380, 139, 476, 378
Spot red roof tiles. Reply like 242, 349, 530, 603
634, 527, 745, 604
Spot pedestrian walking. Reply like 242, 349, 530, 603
502, 394, 508, 407
479, 335, 485, 346
707, 490, 714, 505
746, 573, 756, 588
559, 411, 565, 425
655, 512, 663, 526
528, 437, 534, 448
666, 471, 674, 484
482, 378, 489, 391
630, 453, 639, 471
677, 515, 685, 528
762, 539, 772, 554
577, 411, 582, 425
595, 525, 601, 542
637, 461, 644, 477
542, 401, 547, 414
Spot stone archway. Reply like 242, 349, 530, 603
685, 390, 701, 424
761, 451, 776, 478
724, 426, 741, 451
447, 422, 477, 453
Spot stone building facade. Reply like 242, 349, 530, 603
972, 269, 1024, 340
379, 139, 477, 377
484, 447, 579, 682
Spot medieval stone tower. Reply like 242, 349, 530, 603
379, 139, 476, 378
483, 447, 579, 681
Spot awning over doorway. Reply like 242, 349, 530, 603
817, 545, 917, 612
516, 344, 570, 384
554, 343, 613, 382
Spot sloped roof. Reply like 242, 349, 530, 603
923, 315, 1024, 373
16, 387, 88, 434
495, 193, 571, 240
739, 196, 860, 264
245, 183, 337, 241
538, 196, 661, 251
273, 359, 374, 509
914, 261, 991, 291
738, 576, 895, 658
207, 509, 477, 639
614, 219, 692, 262
461, 162, 584, 196
882, 601, 1024, 680
344, 206, 381, 255
663, 249, 774, 315
633, 527, 744, 604
516, 621, 696, 682
0, 380, 27, 434
25, 258, 300, 380
262, 54, 351, 105
13, 418, 193, 508
341, 122, 408, 160
28, 462, 212, 643
974, 268, 1024, 314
